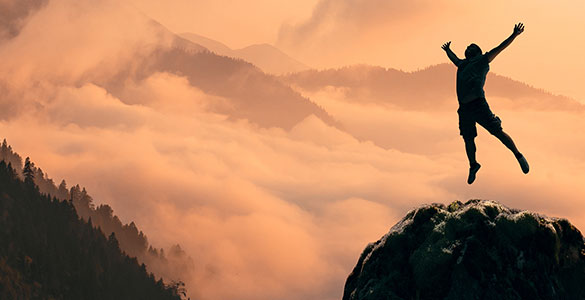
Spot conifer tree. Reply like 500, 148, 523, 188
23, 157, 35, 186
58, 179, 69, 199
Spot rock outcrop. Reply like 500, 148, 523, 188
343, 199, 585, 300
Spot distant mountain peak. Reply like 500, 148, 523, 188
179, 32, 310, 75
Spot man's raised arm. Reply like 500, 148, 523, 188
486, 23, 525, 63
442, 41, 462, 66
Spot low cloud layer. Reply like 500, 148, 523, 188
2, 1, 585, 300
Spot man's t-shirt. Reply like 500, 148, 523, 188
456, 52, 491, 104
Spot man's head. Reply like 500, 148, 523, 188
465, 43, 482, 59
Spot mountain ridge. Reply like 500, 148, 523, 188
85, 21, 338, 131
281, 63, 584, 111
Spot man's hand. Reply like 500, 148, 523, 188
442, 41, 462, 66
513, 23, 524, 37
441, 41, 451, 51
487, 23, 525, 62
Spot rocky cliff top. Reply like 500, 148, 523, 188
343, 199, 585, 300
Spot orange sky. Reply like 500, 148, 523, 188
1, 1, 585, 300
130, 0, 585, 102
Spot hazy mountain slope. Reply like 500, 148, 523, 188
281, 64, 583, 111
101, 37, 337, 130
180, 32, 310, 74
0, 161, 183, 300
150, 49, 334, 129
344, 200, 585, 300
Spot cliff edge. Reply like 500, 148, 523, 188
343, 199, 585, 300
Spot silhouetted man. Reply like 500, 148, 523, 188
442, 23, 529, 184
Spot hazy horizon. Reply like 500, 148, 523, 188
129, 0, 585, 103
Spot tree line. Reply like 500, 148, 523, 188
1, 139, 192, 298
0, 159, 185, 299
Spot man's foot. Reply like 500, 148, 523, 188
516, 153, 529, 174
467, 162, 481, 184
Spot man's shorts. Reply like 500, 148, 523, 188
457, 98, 503, 139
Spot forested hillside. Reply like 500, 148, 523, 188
0, 139, 192, 296
0, 159, 184, 299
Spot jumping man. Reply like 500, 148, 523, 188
442, 23, 529, 184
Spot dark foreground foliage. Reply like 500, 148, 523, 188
344, 199, 585, 300
0, 161, 182, 300
0, 139, 193, 291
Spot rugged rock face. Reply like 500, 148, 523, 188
343, 200, 585, 300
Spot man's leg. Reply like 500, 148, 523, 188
493, 130, 520, 155
493, 130, 529, 174
464, 136, 481, 184
475, 100, 530, 174
464, 136, 477, 165
459, 106, 481, 184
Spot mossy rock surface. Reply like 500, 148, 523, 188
343, 199, 585, 300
